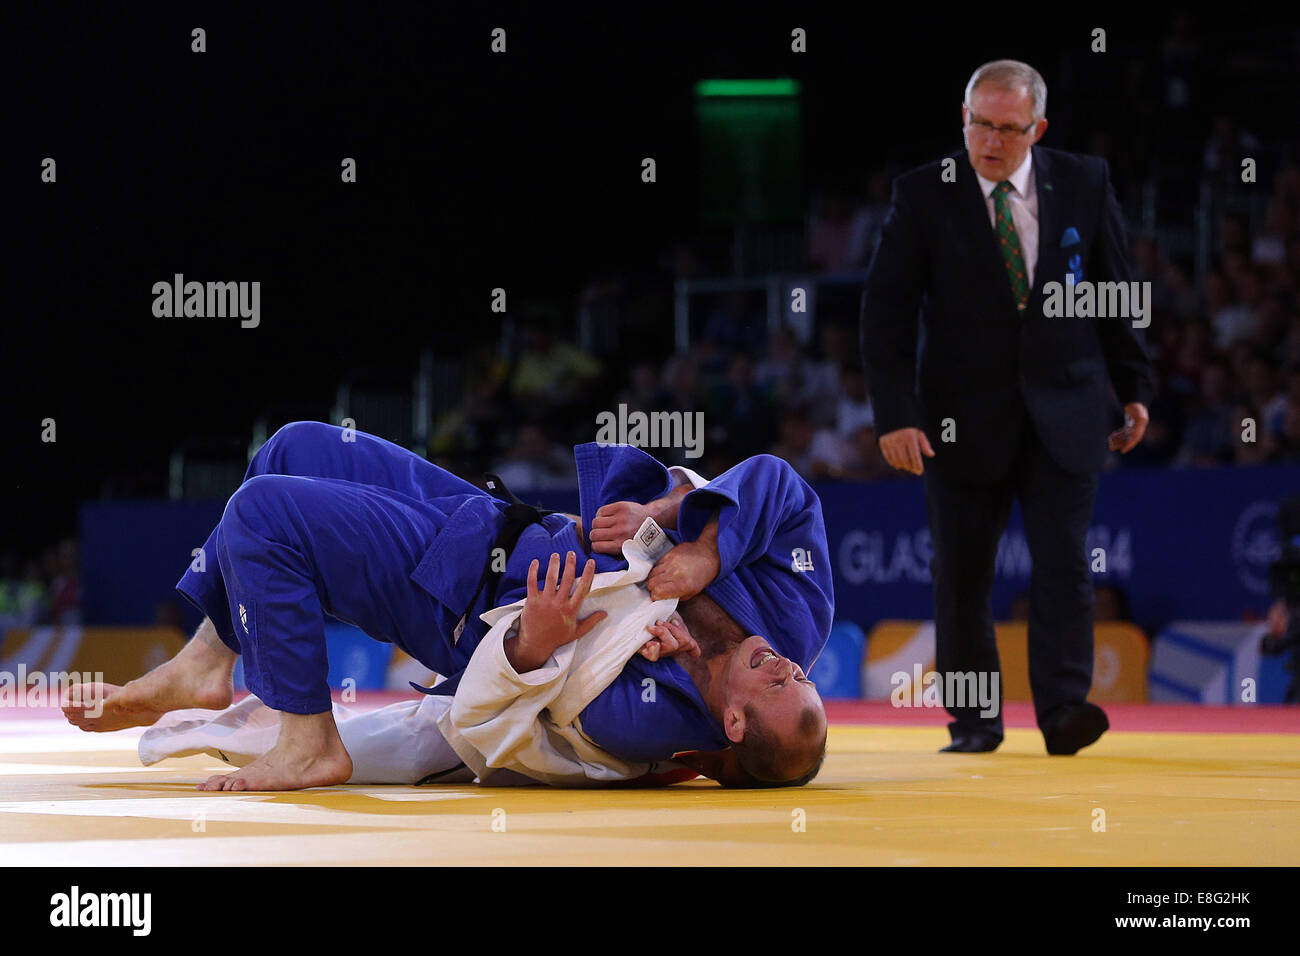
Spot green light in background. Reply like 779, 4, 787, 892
694, 78, 803, 224
694, 78, 801, 98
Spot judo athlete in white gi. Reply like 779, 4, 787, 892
63, 422, 834, 789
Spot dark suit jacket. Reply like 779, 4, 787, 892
860, 145, 1153, 482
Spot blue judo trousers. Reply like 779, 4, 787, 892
177, 421, 835, 764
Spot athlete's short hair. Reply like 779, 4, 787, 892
728, 703, 827, 788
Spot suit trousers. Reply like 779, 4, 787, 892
922, 414, 1099, 739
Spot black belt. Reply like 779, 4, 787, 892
411, 473, 553, 698
467, 473, 555, 622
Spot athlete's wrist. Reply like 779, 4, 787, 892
504, 620, 549, 674
649, 483, 690, 530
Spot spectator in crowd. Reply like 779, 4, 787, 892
429, 344, 512, 468
1162, 257, 1204, 321
1244, 353, 1287, 428
754, 326, 812, 407
1213, 266, 1266, 348
1203, 115, 1260, 182
700, 291, 765, 357
1176, 359, 1236, 466
836, 365, 876, 438
808, 188, 871, 273
615, 361, 665, 416
1276, 400, 1300, 463
639, 353, 710, 469
1168, 321, 1212, 396
492, 423, 577, 491
1271, 364, 1300, 437
1134, 236, 1177, 316
659, 353, 705, 412
856, 169, 893, 261
807, 423, 849, 479
801, 362, 883, 479
801, 324, 855, 427
767, 406, 819, 481
707, 352, 776, 461
509, 318, 603, 412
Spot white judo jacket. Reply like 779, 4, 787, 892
438, 517, 682, 787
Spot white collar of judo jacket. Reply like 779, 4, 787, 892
435, 518, 682, 787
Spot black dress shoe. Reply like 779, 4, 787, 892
1042, 702, 1109, 755
939, 733, 1001, 753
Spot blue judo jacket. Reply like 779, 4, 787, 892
563, 444, 835, 762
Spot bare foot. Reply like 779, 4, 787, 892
197, 711, 352, 792
63, 618, 235, 732
62, 683, 170, 733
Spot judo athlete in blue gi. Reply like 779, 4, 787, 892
63, 421, 834, 790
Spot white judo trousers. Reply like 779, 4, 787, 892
139, 691, 474, 783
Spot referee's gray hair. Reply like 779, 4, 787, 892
964, 60, 1047, 120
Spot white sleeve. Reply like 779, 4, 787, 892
438, 597, 654, 787
439, 612, 625, 787
440, 612, 574, 775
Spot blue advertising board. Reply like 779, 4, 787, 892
80, 465, 1299, 644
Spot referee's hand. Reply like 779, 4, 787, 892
1108, 402, 1150, 454
879, 427, 935, 475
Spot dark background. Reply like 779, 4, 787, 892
5, 3, 1299, 552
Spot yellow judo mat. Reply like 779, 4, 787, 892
1, 709, 1296, 866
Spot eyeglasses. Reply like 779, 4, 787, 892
965, 110, 1036, 139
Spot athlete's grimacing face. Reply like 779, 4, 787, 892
720, 634, 826, 751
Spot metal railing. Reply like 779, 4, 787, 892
672, 269, 870, 352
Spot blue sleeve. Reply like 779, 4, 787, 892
675, 455, 834, 667
677, 454, 824, 580
579, 663, 729, 762
573, 442, 675, 573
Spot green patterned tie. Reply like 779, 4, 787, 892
992, 180, 1030, 311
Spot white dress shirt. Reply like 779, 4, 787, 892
975, 152, 1039, 290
